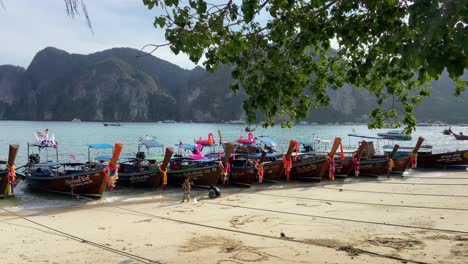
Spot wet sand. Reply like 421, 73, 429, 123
1, 169, 468, 264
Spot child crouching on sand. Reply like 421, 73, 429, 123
181, 177, 192, 203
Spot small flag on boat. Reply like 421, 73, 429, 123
70, 154, 76, 160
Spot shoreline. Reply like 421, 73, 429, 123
1, 169, 468, 263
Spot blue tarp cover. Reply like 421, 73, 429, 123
347, 133, 383, 139
246, 153, 282, 159
174, 144, 196, 150
89, 144, 113, 149
257, 136, 279, 147
139, 140, 164, 148
95, 154, 130, 161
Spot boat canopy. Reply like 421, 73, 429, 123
383, 144, 433, 150
174, 144, 196, 151
246, 152, 282, 159
89, 143, 113, 149
95, 154, 130, 161
347, 133, 385, 139
297, 141, 313, 146
257, 136, 279, 147
139, 140, 164, 149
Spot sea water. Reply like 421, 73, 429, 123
0, 120, 466, 211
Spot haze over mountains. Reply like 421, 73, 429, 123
0, 47, 466, 123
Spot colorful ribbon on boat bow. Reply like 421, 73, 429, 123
104, 163, 119, 190
327, 155, 335, 181
218, 161, 230, 185
282, 155, 292, 182
255, 160, 264, 183
159, 166, 168, 190
409, 153, 417, 169
353, 155, 360, 177
387, 158, 394, 173
294, 141, 299, 161
6, 164, 16, 195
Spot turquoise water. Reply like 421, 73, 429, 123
0, 121, 467, 211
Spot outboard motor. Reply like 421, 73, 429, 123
303, 145, 313, 152
29, 154, 40, 164
136, 151, 146, 160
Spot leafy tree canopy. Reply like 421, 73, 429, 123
142, 0, 467, 132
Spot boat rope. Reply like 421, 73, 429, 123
17, 191, 430, 264
204, 201, 468, 235
401, 176, 468, 180
251, 192, 468, 211
317, 186, 468, 198
70, 195, 428, 264
370, 182, 468, 186
0, 207, 162, 264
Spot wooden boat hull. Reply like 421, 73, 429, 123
261, 160, 284, 182
334, 159, 354, 177
117, 170, 162, 188
417, 150, 468, 169
229, 166, 256, 186
167, 165, 220, 187
350, 159, 388, 177
25, 170, 107, 198
389, 156, 410, 175
0, 170, 9, 199
371, 155, 410, 175
290, 157, 327, 181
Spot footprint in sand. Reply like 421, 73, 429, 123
365, 234, 425, 251
229, 215, 260, 228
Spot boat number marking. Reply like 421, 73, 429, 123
65, 176, 93, 187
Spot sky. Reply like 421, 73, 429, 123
0, 0, 199, 69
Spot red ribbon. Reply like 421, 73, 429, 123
353, 155, 360, 177
256, 160, 264, 183
219, 161, 230, 186
328, 155, 335, 181
282, 155, 292, 182
409, 153, 417, 169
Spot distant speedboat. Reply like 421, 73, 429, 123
103, 123, 121, 127
71, 118, 81, 122
376, 130, 411, 140
226, 120, 246, 125
162, 120, 177, 123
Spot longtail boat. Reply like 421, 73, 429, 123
381, 138, 468, 169
252, 151, 284, 182
93, 138, 172, 188
167, 143, 234, 187
417, 150, 468, 169
288, 137, 342, 181
0, 144, 19, 199
23, 131, 124, 198
117, 147, 173, 188
449, 128, 468, 140
379, 137, 425, 174
334, 141, 368, 177
216, 132, 283, 185
227, 136, 285, 186
349, 143, 399, 177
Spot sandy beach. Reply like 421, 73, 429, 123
1, 169, 468, 264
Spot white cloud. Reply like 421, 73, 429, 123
0, 0, 198, 69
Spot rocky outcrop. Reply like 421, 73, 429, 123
0, 47, 466, 123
